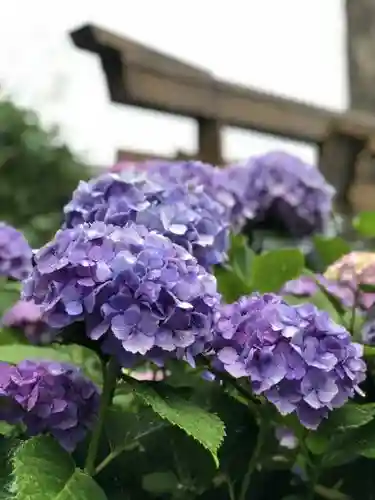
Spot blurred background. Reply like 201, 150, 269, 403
0, 0, 373, 246
0, 0, 347, 165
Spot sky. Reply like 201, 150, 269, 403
0, 0, 347, 167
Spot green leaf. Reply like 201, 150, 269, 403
321, 419, 375, 467
0, 280, 21, 317
214, 265, 252, 303
353, 211, 375, 237
128, 381, 226, 466
322, 403, 375, 432
105, 405, 166, 454
364, 345, 375, 358
228, 234, 255, 283
313, 235, 351, 267
0, 345, 72, 365
359, 283, 375, 293
0, 328, 29, 346
142, 472, 179, 495
11, 436, 107, 499
251, 248, 304, 293
306, 432, 330, 455
0, 344, 100, 380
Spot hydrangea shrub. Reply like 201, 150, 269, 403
1, 156, 375, 500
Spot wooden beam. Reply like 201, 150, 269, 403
71, 24, 338, 143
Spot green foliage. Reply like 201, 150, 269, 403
127, 380, 226, 466
215, 238, 304, 299
10, 436, 107, 499
0, 99, 90, 246
0, 279, 21, 319
313, 235, 351, 267
251, 248, 304, 293
353, 211, 375, 238
142, 472, 179, 496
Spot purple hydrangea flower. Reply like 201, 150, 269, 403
1, 300, 52, 344
0, 223, 32, 281
63, 170, 229, 268
220, 151, 335, 236
23, 222, 220, 367
0, 360, 99, 451
212, 294, 366, 429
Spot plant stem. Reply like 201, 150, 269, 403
349, 290, 359, 335
85, 357, 119, 475
238, 417, 266, 500
94, 450, 121, 476
225, 475, 236, 500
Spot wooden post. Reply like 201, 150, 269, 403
346, 0, 375, 112
197, 118, 222, 165
319, 130, 366, 215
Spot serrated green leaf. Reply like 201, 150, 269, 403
353, 211, 375, 237
142, 471, 179, 495
313, 235, 351, 267
11, 436, 107, 500
251, 248, 304, 293
128, 381, 225, 466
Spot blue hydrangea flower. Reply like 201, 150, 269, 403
63, 170, 229, 268
23, 222, 220, 367
220, 151, 335, 236
0, 222, 32, 281
212, 294, 366, 429
0, 360, 99, 451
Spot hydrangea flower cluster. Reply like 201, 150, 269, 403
212, 294, 366, 428
148, 160, 239, 226
22, 222, 220, 367
324, 252, 375, 311
0, 360, 99, 451
1, 300, 51, 344
63, 170, 229, 268
0, 222, 33, 281
281, 274, 356, 309
219, 151, 335, 236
